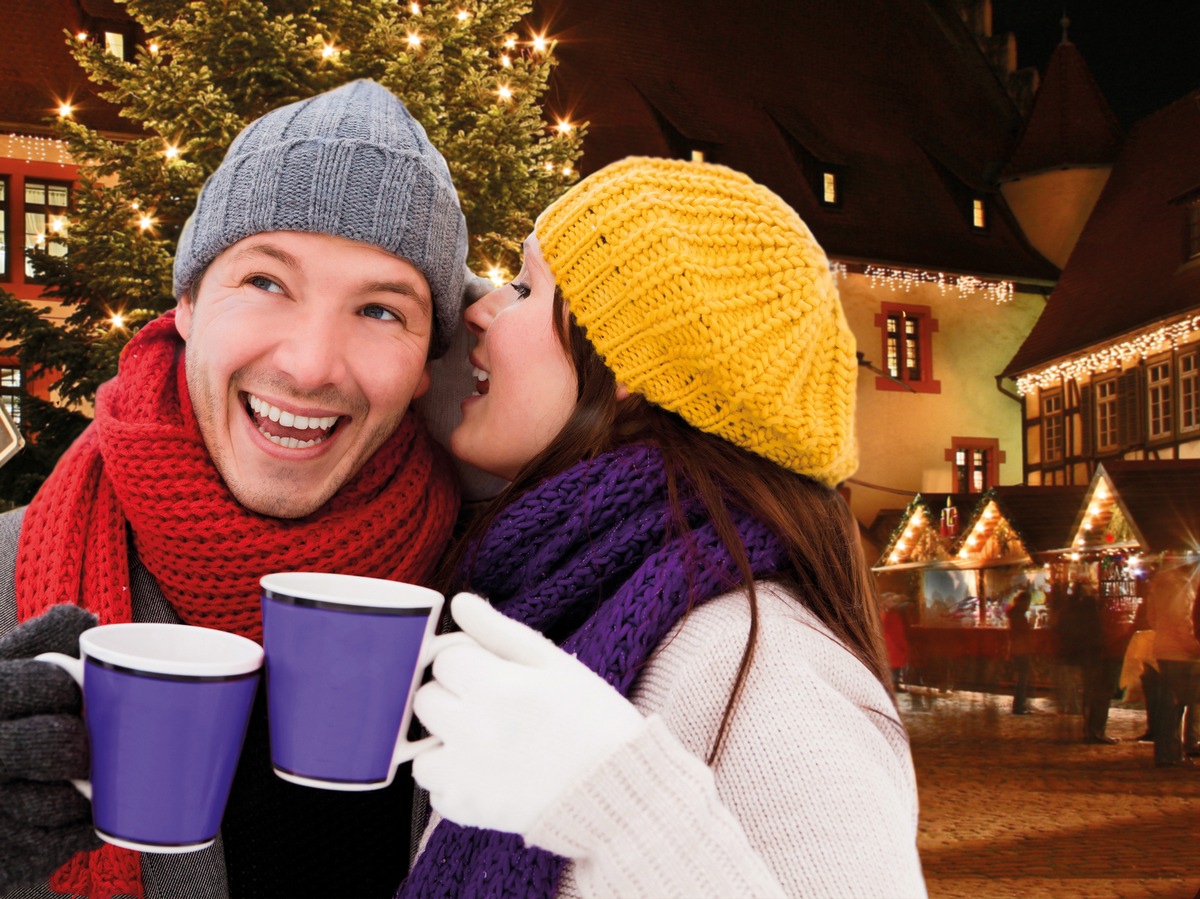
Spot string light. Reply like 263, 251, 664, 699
863, 264, 1014, 305
530, 33, 547, 53
148, 42, 159, 54
503, 37, 516, 49
555, 119, 573, 134
164, 142, 181, 160
0, 134, 72, 166
497, 83, 512, 101
406, 31, 422, 48
456, 10, 469, 21
1015, 312, 1200, 394
321, 42, 339, 59
57, 102, 73, 117
49, 216, 67, 235
500, 54, 511, 67
76, 31, 88, 41
561, 164, 572, 176
138, 214, 155, 231
409, 2, 420, 14
110, 313, 125, 330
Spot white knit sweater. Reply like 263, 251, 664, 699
419, 583, 927, 898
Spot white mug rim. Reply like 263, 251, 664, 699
80, 623, 264, 678
260, 572, 442, 611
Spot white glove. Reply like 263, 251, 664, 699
412, 592, 647, 836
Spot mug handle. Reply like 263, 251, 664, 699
34, 652, 94, 801
388, 632, 475, 769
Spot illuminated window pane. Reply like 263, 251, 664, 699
822, 171, 837, 204
105, 32, 125, 58
1148, 361, 1173, 438
972, 198, 986, 229
23, 180, 69, 280
0, 365, 21, 426
690, 149, 705, 163
1097, 379, 1119, 449
1043, 393, 1064, 462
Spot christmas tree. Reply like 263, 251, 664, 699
0, 0, 582, 505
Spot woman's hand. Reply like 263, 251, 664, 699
412, 593, 646, 836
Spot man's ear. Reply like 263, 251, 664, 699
413, 362, 433, 400
615, 382, 632, 401
174, 294, 193, 340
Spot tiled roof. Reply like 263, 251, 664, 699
541, 0, 1058, 283
1098, 460, 1200, 554
1004, 90, 1200, 376
0, 0, 133, 136
1001, 40, 1123, 177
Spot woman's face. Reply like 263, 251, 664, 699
450, 235, 578, 480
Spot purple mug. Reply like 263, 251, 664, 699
260, 572, 454, 791
36, 623, 263, 853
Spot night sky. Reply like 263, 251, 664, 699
991, 0, 1200, 129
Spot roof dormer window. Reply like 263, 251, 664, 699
972, 197, 987, 230
822, 171, 839, 205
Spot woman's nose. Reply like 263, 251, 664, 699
463, 288, 504, 336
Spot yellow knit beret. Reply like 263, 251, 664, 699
535, 156, 858, 486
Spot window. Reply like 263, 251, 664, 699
0, 365, 21, 427
1189, 201, 1200, 260
1181, 350, 1200, 432
1042, 392, 1064, 462
690, 149, 705, 163
822, 171, 838, 205
1096, 378, 1119, 450
105, 32, 126, 59
946, 437, 1003, 493
23, 180, 69, 281
1147, 359, 1173, 439
874, 304, 940, 393
972, 197, 986, 229
0, 177, 7, 279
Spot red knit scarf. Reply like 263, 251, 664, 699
16, 312, 459, 899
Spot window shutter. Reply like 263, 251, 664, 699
1079, 384, 1092, 457
1118, 369, 1144, 448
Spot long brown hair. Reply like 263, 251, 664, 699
444, 290, 895, 763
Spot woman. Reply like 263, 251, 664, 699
403, 158, 926, 898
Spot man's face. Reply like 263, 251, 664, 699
175, 231, 433, 518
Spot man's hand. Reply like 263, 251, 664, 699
0, 605, 102, 892
412, 593, 647, 836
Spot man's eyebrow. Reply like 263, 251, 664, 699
362, 280, 432, 317
229, 242, 302, 270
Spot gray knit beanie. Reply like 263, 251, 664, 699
173, 80, 467, 357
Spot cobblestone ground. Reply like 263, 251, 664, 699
902, 689, 1200, 899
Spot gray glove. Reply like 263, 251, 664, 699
0, 604, 102, 894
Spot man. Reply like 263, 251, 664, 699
1146, 559, 1200, 767
0, 79, 467, 897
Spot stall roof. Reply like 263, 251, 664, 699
1069, 460, 1200, 555
874, 493, 978, 570
978, 485, 1090, 555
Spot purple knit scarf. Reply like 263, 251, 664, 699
398, 444, 788, 899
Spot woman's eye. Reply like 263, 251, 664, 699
362, 304, 402, 323
511, 281, 531, 300
247, 275, 284, 294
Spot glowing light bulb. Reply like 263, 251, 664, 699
57, 102, 73, 117
531, 33, 547, 52
407, 31, 422, 48
503, 37, 516, 49
148, 42, 159, 54
457, 10, 469, 21
49, 216, 67, 234
500, 54, 511, 67
130, 200, 140, 210
410, 2, 420, 14
322, 43, 337, 59
164, 143, 180, 160
562, 164, 572, 176
110, 314, 125, 330
497, 84, 512, 101
556, 119, 573, 134
138, 215, 154, 230
76, 31, 88, 41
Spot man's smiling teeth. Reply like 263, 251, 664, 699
247, 393, 340, 448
